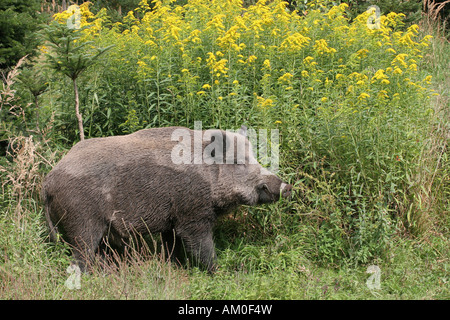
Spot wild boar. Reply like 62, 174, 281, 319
42, 126, 292, 272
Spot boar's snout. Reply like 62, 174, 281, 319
281, 183, 292, 198
257, 177, 292, 204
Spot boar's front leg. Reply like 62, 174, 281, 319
176, 219, 217, 273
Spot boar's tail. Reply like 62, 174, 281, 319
42, 188, 58, 242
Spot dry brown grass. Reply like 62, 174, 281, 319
410, 1, 450, 236
423, 0, 450, 22
1, 56, 28, 122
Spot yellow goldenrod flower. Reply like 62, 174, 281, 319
356, 49, 369, 59
358, 93, 370, 100
373, 69, 387, 80
206, 14, 226, 31
408, 24, 419, 34
207, 52, 229, 77
420, 35, 433, 47
392, 53, 408, 68
215, 59, 228, 73
314, 39, 336, 55
385, 48, 396, 54
217, 25, 240, 49
303, 56, 314, 65
281, 33, 311, 52
393, 67, 403, 75
408, 63, 417, 71
206, 52, 216, 65
247, 55, 257, 63
278, 72, 293, 83
257, 96, 274, 109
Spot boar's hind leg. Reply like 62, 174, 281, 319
69, 223, 107, 273
176, 221, 217, 273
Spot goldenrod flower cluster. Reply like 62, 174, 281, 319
52, 0, 435, 128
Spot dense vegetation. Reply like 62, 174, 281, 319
0, 0, 48, 69
1, 0, 449, 299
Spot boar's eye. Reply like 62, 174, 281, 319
258, 183, 270, 193
257, 183, 275, 204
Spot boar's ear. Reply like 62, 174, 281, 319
203, 129, 227, 164
238, 125, 247, 137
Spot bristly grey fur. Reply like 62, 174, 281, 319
42, 127, 292, 272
